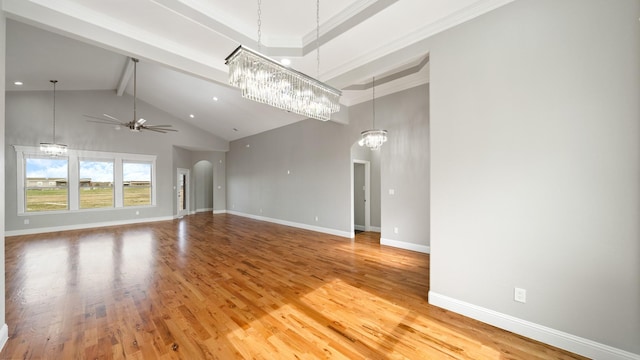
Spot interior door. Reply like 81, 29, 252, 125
177, 168, 189, 217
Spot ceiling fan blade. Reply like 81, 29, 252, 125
144, 125, 173, 128
83, 114, 122, 124
86, 119, 122, 125
147, 127, 178, 132
137, 118, 147, 125
103, 113, 123, 122
144, 127, 168, 133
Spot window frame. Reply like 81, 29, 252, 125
15, 146, 157, 215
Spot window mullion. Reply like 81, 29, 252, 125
68, 155, 79, 210
114, 156, 124, 208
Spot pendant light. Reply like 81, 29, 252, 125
225, 0, 341, 121
40, 80, 68, 156
358, 77, 388, 150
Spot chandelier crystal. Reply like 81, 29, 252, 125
225, 0, 341, 121
359, 76, 388, 150
40, 80, 67, 156
226, 46, 341, 121
358, 129, 388, 150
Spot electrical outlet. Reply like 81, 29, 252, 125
259, 208, 263, 213
393, 227, 399, 234
315, 216, 319, 222
514, 288, 526, 303
24, 219, 29, 225
135, 210, 140, 215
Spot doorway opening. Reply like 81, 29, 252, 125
177, 168, 190, 217
353, 160, 371, 233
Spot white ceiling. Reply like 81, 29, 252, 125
3, 0, 514, 141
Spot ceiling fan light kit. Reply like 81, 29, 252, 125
225, 0, 341, 121
40, 80, 68, 156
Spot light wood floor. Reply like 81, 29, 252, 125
2, 213, 586, 359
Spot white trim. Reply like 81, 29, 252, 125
380, 238, 430, 253
212, 209, 227, 214
196, 207, 213, 213
0, 324, 7, 353
428, 292, 640, 360
354, 225, 380, 232
4, 216, 174, 237
227, 211, 352, 238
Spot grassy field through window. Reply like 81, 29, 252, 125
26, 188, 68, 212
26, 187, 151, 212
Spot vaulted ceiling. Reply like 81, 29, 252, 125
3, 0, 514, 141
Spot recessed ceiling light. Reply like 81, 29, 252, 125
280, 59, 291, 66
212, 96, 219, 101
189, 114, 195, 118
14, 81, 23, 86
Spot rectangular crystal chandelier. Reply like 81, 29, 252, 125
225, 45, 341, 121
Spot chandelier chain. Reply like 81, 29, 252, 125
257, 0, 262, 52
316, 0, 320, 78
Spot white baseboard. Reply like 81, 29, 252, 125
0, 324, 8, 352
213, 210, 227, 214
380, 238, 430, 253
5, 216, 175, 237
195, 208, 213, 213
429, 292, 640, 360
354, 225, 381, 232
227, 211, 352, 238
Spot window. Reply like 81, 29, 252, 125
123, 162, 152, 206
25, 157, 69, 212
79, 160, 114, 209
15, 146, 156, 215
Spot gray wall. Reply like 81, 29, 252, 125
5, 90, 228, 233
194, 159, 213, 212
429, 0, 639, 355
227, 83, 429, 243
379, 86, 429, 248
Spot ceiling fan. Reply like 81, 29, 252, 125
85, 58, 177, 133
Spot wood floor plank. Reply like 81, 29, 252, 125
2, 213, 587, 359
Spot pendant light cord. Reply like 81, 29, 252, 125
372, 76, 376, 128
50, 80, 58, 143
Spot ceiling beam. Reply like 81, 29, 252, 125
116, 57, 134, 96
